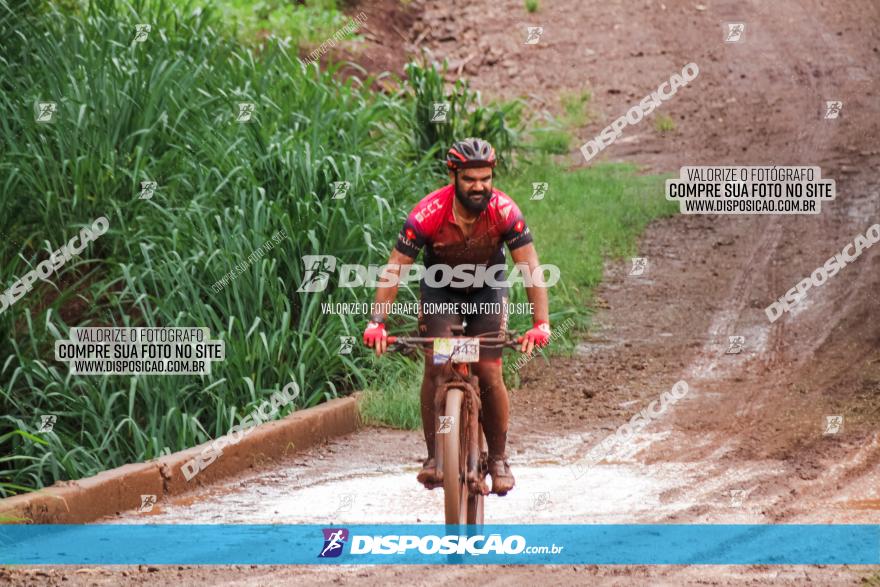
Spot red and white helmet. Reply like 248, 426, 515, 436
446, 137, 497, 170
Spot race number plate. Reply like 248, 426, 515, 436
432, 337, 480, 364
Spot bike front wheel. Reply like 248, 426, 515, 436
442, 387, 467, 524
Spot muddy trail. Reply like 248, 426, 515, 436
7, 0, 880, 585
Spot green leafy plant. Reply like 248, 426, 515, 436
654, 114, 677, 133
403, 60, 523, 172
171, 0, 352, 48
530, 129, 571, 154
560, 89, 592, 127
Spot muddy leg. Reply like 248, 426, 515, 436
420, 358, 445, 458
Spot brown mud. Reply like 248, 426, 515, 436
4, 0, 880, 584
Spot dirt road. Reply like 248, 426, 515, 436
6, 0, 880, 584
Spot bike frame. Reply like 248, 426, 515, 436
386, 331, 520, 525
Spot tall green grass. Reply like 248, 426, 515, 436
0, 0, 516, 494
406, 62, 523, 172
358, 357, 422, 430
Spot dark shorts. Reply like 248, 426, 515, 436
418, 283, 509, 361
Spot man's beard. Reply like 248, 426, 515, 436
454, 182, 492, 213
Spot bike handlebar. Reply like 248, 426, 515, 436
386, 334, 523, 349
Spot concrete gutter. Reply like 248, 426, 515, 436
0, 395, 361, 524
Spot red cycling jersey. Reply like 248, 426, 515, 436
394, 184, 533, 273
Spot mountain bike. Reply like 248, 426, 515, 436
387, 327, 521, 525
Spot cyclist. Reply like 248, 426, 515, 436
363, 137, 551, 496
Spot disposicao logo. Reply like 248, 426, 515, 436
296, 256, 561, 291
319, 528, 349, 558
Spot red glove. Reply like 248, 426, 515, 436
523, 320, 551, 348
362, 321, 387, 346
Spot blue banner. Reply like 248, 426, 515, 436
1, 524, 876, 565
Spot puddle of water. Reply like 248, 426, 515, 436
575, 340, 621, 356
787, 296, 815, 318
110, 461, 707, 525
515, 433, 587, 463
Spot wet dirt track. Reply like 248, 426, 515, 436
5, 0, 880, 584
